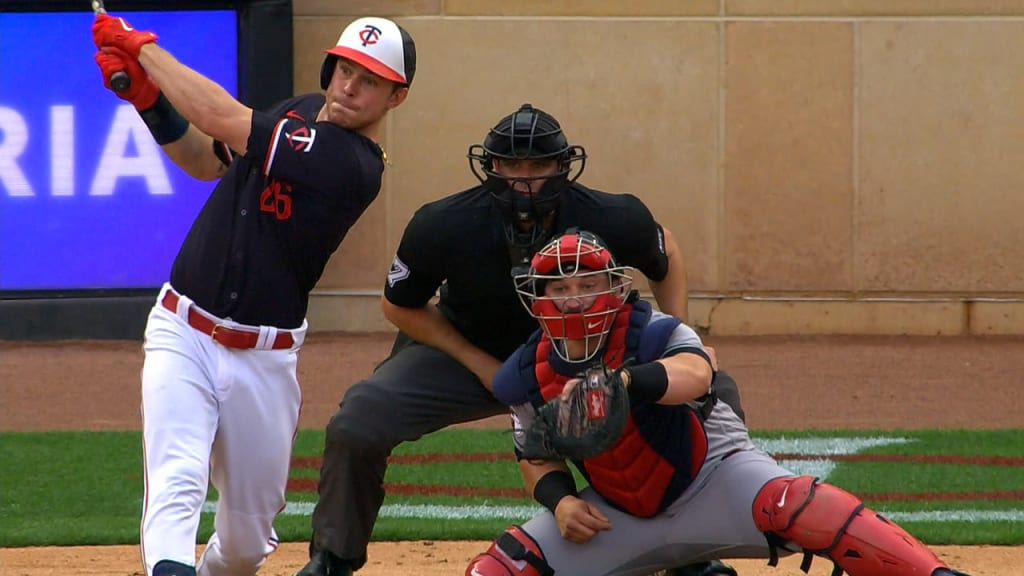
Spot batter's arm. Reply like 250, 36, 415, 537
159, 126, 231, 181
381, 296, 503, 392
137, 43, 253, 156
648, 226, 689, 321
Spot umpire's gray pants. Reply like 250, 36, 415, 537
311, 335, 507, 569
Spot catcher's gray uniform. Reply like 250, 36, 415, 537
507, 313, 792, 575
472, 231, 966, 576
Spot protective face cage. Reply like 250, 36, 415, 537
467, 104, 588, 266
514, 231, 634, 363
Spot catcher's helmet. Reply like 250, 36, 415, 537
514, 230, 633, 362
467, 104, 587, 268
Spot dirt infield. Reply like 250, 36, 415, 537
1, 332, 1022, 574
3, 543, 1021, 576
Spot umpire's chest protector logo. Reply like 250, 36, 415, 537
387, 255, 410, 287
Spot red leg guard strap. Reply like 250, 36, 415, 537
465, 526, 553, 576
753, 475, 950, 576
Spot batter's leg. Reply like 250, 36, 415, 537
308, 340, 507, 570
196, 342, 303, 576
140, 306, 219, 575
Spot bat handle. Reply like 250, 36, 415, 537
110, 70, 131, 93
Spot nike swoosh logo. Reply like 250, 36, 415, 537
470, 568, 484, 576
587, 320, 603, 330
118, 18, 134, 31
777, 484, 790, 508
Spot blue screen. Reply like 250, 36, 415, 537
0, 11, 237, 291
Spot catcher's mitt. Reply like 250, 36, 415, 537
521, 363, 630, 461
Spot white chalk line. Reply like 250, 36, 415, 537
199, 501, 1023, 523
202, 436, 1022, 523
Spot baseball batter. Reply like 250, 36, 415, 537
466, 231, 971, 576
91, 13, 415, 576
298, 104, 739, 576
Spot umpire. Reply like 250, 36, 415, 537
296, 104, 745, 576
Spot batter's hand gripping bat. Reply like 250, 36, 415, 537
91, 0, 131, 93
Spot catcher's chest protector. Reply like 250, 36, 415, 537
529, 302, 706, 517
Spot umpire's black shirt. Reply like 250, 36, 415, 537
384, 183, 670, 360
171, 94, 384, 329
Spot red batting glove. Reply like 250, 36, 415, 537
94, 47, 159, 111
91, 13, 158, 59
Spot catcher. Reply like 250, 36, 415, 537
466, 230, 971, 576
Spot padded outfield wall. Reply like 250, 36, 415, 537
295, 0, 1024, 336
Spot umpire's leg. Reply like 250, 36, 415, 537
309, 338, 507, 570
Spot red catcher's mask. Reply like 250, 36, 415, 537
514, 231, 633, 362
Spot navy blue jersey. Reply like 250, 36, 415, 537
384, 183, 670, 360
170, 93, 384, 328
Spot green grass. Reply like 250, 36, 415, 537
1, 428, 1022, 547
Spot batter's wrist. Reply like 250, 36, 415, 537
138, 92, 189, 145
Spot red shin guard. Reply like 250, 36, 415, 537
753, 475, 949, 576
465, 526, 553, 576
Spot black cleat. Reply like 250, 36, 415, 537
666, 559, 739, 576
152, 560, 197, 576
293, 550, 353, 576
933, 570, 970, 576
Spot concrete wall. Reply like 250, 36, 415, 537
296, 0, 1024, 335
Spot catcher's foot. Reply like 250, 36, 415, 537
666, 560, 739, 576
293, 550, 353, 576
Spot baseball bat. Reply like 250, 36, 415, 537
91, 0, 131, 93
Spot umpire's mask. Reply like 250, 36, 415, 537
467, 103, 587, 270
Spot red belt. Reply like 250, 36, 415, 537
161, 290, 294, 350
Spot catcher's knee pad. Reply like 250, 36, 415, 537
752, 475, 948, 576
464, 525, 553, 576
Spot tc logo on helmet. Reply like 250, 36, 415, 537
359, 24, 382, 46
